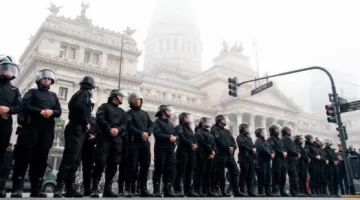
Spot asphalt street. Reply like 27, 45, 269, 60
1, 193, 360, 199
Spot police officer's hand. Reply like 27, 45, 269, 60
88, 134, 95, 141
0, 106, 10, 114
228, 147, 234, 154
0, 113, 9, 120
209, 154, 215, 159
170, 135, 177, 143
252, 148, 256, 154
86, 124, 90, 132
45, 109, 54, 117
326, 160, 329, 165
271, 154, 275, 159
110, 128, 118, 137
141, 132, 148, 141
211, 151, 216, 156
283, 152, 287, 158
297, 154, 301, 159
334, 161, 338, 166
316, 155, 321, 160
192, 144, 198, 151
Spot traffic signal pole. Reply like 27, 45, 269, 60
232, 66, 355, 194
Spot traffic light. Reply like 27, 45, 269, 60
336, 125, 348, 140
228, 77, 238, 97
325, 104, 337, 123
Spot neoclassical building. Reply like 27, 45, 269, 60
11, 1, 338, 173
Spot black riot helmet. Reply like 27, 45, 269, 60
178, 112, 192, 125
155, 105, 175, 118
255, 127, 265, 138
128, 91, 143, 107
315, 137, 323, 147
199, 117, 212, 130
80, 76, 95, 89
108, 89, 128, 105
269, 124, 281, 136
0, 54, 20, 80
239, 122, 250, 134
323, 139, 332, 147
304, 134, 314, 144
281, 126, 293, 137
215, 114, 229, 126
36, 69, 56, 85
294, 135, 304, 145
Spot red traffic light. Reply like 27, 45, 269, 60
325, 104, 333, 111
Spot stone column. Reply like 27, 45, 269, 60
235, 112, 243, 137
101, 52, 107, 68
272, 118, 278, 125
261, 116, 267, 128
249, 114, 256, 141
53, 157, 58, 173
78, 46, 85, 63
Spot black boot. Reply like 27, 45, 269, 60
248, 188, 258, 197
207, 187, 219, 197
53, 180, 65, 198
219, 185, 231, 197
258, 187, 266, 197
90, 179, 100, 198
102, 181, 119, 197
280, 186, 291, 197
271, 186, 280, 196
123, 183, 133, 197
265, 187, 275, 197
10, 176, 23, 198
163, 183, 177, 197
83, 177, 91, 196
186, 186, 199, 197
0, 180, 7, 198
152, 182, 161, 197
64, 181, 83, 197
197, 187, 206, 197
30, 178, 47, 198
118, 182, 124, 196
139, 182, 153, 197
131, 183, 138, 196
232, 177, 248, 197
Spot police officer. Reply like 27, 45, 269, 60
0, 55, 21, 164
336, 144, 349, 195
90, 89, 128, 197
81, 99, 98, 196
12, 69, 61, 198
254, 128, 274, 197
212, 115, 246, 197
281, 126, 306, 197
193, 117, 216, 197
315, 137, 327, 196
124, 92, 153, 197
322, 139, 340, 197
0, 144, 13, 198
54, 76, 95, 198
267, 124, 287, 196
304, 134, 321, 197
173, 112, 198, 197
237, 122, 257, 196
152, 105, 177, 197
294, 135, 310, 196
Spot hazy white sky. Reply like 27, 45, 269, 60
1, 0, 360, 111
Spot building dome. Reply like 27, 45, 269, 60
144, 0, 202, 78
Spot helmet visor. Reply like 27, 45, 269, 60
0, 64, 19, 79
38, 70, 56, 82
202, 118, 212, 128
165, 106, 175, 117
183, 113, 193, 123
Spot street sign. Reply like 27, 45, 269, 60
340, 100, 360, 113
329, 94, 348, 104
251, 81, 273, 96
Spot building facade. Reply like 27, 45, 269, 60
11, 2, 338, 173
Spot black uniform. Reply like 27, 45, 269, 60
336, 150, 349, 194
81, 116, 98, 196
268, 133, 286, 195
323, 146, 339, 196
237, 132, 256, 195
152, 118, 178, 197
55, 88, 92, 197
304, 140, 320, 196
193, 127, 216, 197
0, 144, 13, 197
92, 102, 127, 196
255, 137, 274, 196
317, 145, 327, 196
125, 107, 153, 196
294, 141, 309, 195
0, 80, 21, 164
281, 135, 303, 196
12, 87, 61, 195
173, 123, 196, 196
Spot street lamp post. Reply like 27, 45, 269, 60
232, 66, 355, 195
